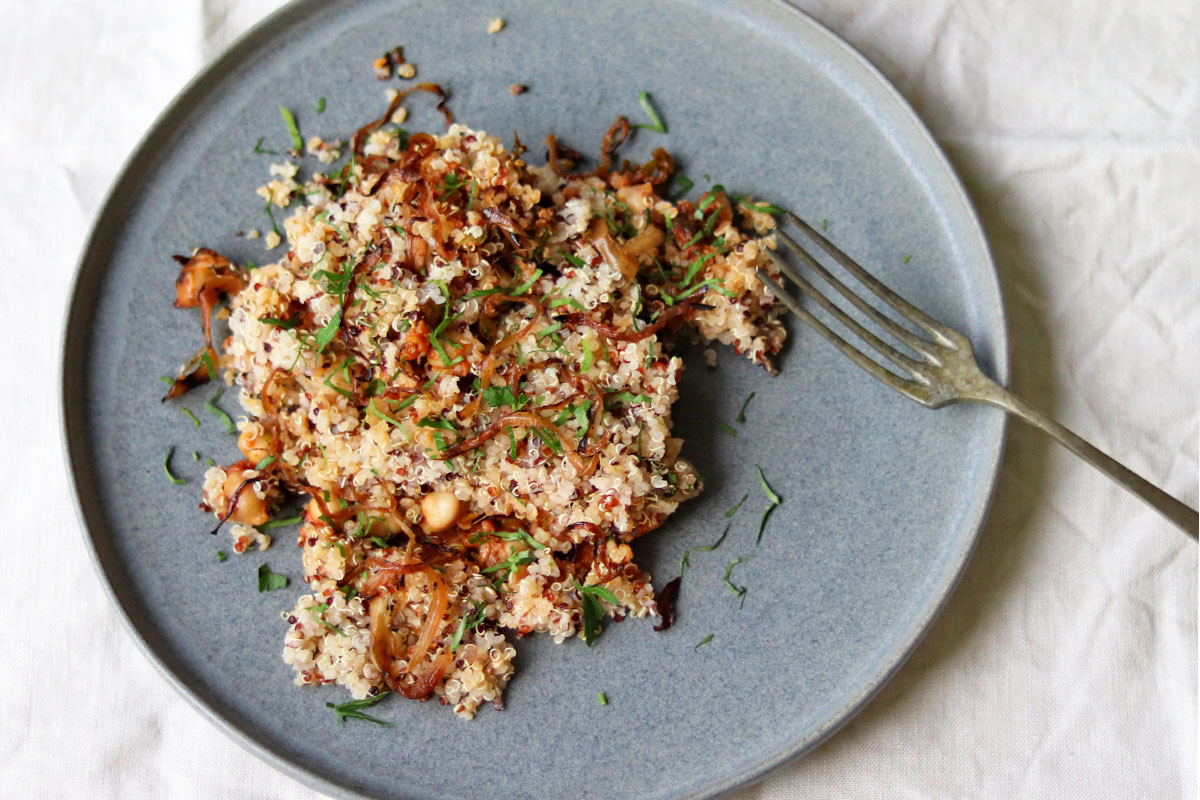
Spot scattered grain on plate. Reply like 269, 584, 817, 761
509, 83, 527, 96
397, 63, 416, 80
246, 229, 261, 240
487, 17, 505, 34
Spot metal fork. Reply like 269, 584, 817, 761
756, 212, 1199, 537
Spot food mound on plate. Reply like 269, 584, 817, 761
168, 113, 785, 718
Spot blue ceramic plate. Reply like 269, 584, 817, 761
63, 1, 1007, 797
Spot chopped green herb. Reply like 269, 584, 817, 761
506, 426, 519, 460
163, 446, 186, 485
192, 451, 200, 461
264, 199, 281, 239
317, 96, 326, 114
481, 548, 537, 578
533, 427, 564, 455
260, 314, 300, 330
469, 528, 546, 550
756, 465, 781, 505
716, 421, 737, 437
200, 350, 219, 382
678, 250, 723, 289
581, 338, 595, 374
574, 579, 620, 646
755, 465, 782, 544
536, 321, 563, 340
314, 310, 341, 354
668, 175, 693, 201
737, 198, 785, 215
327, 692, 390, 725
160, 375, 175, 386
736, 392, 755, 424
723, 556, 749, 605
254, 455, 276, 470
679, 525, 730, 576
450, 600, 488, 652
632, 90, 667, 134
367, 398, 405, 427
252, 136, 278, 155
725, 494, 748, 518
205, 456, 216, 467
217, 550, 227, 562
181, 407, 200, 428
563, 253, 587, 269
481, 385, 518, 408
261, 515, 302, 529
509, 268, 544, 296
464, 286, 507, 299
257, 563, 289, 592
821, 218, 828, 231
417, 416, 459, 432
605, 391, 650, 409
278, 106, 303, 151
204, 389, 236, 435
598, 692, 609, 706
694, 634, 714, 650
903, 253, 912, 264
307, 606, 349, 637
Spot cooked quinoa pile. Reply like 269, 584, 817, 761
169, 114, 784, 718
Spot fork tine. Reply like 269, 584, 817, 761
764, 250, 927, 378
785, 212, 959, 346
774, 228, 943, 362
756, 267, 930, 403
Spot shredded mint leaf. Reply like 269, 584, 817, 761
450, 600, 488, 652
261, 515, 302, 529
278, 106, 303, 151
314, 310, 341, 354
725, 495, 748, 518
252, 136, 278, 155
632, 90, 667, 133
327, 692, 390, 725
163, 446, 186, 485
204, 389, 236, 435
736, 392, 756, 424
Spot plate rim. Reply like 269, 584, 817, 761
60, 1, 1009, 797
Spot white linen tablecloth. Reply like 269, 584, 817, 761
1, 0, 1195, 797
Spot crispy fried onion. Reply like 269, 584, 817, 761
553, 293, 710, 343
594, 117, 632, 176
164, 249, 247, 399
352, 82, 452, 156
369, 567, 454, 700
439, 411, 598, 474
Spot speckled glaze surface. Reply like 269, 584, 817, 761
62, 1, 1007, 798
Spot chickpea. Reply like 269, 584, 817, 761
222, 466, 270, 526
237, 424, 272, 464
420, 491, 460, 532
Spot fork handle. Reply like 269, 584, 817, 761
969, 379, 1199, 537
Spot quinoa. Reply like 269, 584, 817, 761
170, 117, 785, 719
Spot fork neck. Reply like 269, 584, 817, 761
964, 379, 1199, 537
